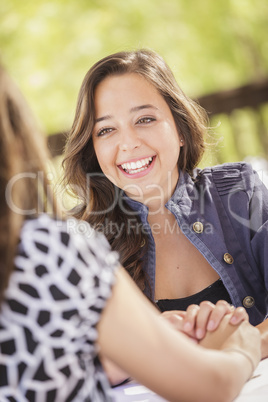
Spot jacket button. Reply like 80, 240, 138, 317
193, 222, 203, 233
243, 296, 255, 308
223, 253, 234, 264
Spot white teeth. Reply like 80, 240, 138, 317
120, 157, 153, 174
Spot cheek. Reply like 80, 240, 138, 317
94, 143, 115, 174
160, 129, 180, 155
161, 121, 180, 144
161, 139, 181, 169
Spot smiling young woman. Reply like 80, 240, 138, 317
62, 49, 268, 363
62, 49, 206, 294
92, 73, 182, 203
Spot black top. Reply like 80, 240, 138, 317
156, 279, 232, 312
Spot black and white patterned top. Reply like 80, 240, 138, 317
0, 214, 119, 401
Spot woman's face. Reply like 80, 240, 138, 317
92, 73, 183, 205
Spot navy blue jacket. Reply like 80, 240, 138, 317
126, 162, 268, 326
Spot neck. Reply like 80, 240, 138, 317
147, 204, 177, 238
124, 170, 179, 214
145, 171, 179, 214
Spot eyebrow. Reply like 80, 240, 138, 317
94, 104, 158, 124
130, 104, 158, 113
95, 115, 113, 123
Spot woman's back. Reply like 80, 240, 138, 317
0, 214, 117, 401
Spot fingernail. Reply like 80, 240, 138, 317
183, 322, 192, 331
196, 329, 204, 339
230, 316, 237, 324
207, 320, 215, 331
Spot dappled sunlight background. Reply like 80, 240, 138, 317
1, 0, 268, 197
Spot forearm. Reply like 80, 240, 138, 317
98, 269, 260, 402
100, 356, 129, 386
197, 349, 255, 402
256, 318, 268, 359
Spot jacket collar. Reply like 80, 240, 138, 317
122, 170, 196, 221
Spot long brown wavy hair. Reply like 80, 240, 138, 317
62, 49, 208, 295
0, 63, 58, 302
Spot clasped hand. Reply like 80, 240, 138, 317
161, 300, 248, 342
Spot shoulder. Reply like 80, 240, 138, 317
14, 214, 119, 316
194, 162, 256, 197
19, 214, 119, 276
195, 161, 254, 179
19, 214, 81, 262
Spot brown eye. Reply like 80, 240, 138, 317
137, 117, 155, 125
97, 127, 113, 137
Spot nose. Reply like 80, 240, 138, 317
118, 128, 141, 151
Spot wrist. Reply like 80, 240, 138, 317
257, 326, 268, 359
223, 348, 256, 381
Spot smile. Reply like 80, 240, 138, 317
119, 156, 154, 175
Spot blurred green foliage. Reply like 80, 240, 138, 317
1, 0, 268, 165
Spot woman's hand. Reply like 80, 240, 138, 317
161, 300, 248, 342
200, 314, 261, 368
200, 313, 261, 381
